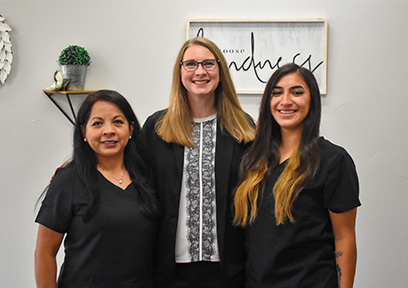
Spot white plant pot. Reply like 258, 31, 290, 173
61, 65, 87, 91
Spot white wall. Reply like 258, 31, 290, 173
1, 0, 407, 287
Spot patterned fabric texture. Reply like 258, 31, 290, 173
185, 117, 217, 261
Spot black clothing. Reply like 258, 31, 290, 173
138, 110, 253, 287
245, 137, 361, 288
156, 262, 229, 288
36, 166, 156, 288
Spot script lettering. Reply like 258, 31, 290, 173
196, 29, 324, 84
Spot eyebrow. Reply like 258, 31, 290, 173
89, 116, 102, 122
272, 85, 305, 90
183, 59, 214, 62
89, 115, 125, 121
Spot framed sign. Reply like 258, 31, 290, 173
188, 19, 328, 94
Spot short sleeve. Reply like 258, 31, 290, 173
323, 147, 361, 213
35, 169, 74, 234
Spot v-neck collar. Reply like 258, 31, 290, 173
97, 170, 132, 191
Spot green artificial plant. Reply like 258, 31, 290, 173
58, 45, 91, 66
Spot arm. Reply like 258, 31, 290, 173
329, 208, 357, 288
34, 224, 64, 288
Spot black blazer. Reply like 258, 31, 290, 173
138, 110, 252, 287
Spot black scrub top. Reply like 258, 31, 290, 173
245, 137, 361, 288
36, 166, 157, 288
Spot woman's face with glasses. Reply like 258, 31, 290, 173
180, 45, 220, 101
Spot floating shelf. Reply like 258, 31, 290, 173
43, 90, 96, 125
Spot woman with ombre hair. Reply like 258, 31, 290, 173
139, 37, 255, 287
234, 63, 361, 288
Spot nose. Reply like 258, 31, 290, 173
194, 63, 207, 74
280, 92, 292, 105
103, 123, 116, 135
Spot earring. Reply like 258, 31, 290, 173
129, 135, 132, 139
84, 138, 87, 142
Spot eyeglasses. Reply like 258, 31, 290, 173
180, 59, 219, 72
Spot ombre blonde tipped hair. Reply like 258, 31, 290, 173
156, 37, 255, 147
234, 63, 322, 226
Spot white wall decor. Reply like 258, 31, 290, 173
0, 14, 13, 84
188, 19, 328, 94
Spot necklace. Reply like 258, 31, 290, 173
97, 165, 126, 184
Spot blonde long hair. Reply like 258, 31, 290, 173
234, 64, 322, 226
156, 37, 254, 146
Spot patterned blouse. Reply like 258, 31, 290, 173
175, 114, 220, 263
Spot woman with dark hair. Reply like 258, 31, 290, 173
139, 37, 255, 287
34, 90, 160, 288
234, 63, 361, 288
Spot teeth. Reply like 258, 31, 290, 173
280, 110, 295, 114
194, 81, 208, 84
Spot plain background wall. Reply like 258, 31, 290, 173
1, 0, 407, 287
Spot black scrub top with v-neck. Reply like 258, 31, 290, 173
36, 165, 157, 288
245, 137, 361, 288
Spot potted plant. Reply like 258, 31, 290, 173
58, 45, 91, 91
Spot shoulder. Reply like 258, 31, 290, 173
144, 109, 167, 126
140, 109, 167, 137
318, 137, 355, 163
217, 112, 255, 137
40, 165, 81, 207
45, 165, 84, 200
139, 110, 169, 153
317, 137, 358, 182
52, 165, 80, 186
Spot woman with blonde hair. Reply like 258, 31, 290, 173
139, 37, 255, 287
234, 63, 360, 288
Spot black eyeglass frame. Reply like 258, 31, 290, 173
180, 59, 220, 71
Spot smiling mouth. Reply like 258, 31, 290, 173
193, 80, 209, 84
279, 110, 296, 114
102, 141, 118, 144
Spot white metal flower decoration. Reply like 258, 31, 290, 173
0, 15, 13, 84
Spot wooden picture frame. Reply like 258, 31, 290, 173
188, 19, 328, 94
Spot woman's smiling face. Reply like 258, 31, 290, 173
180, 45, 220, 100
270, 72, 311, 134
83, 100, 133, 162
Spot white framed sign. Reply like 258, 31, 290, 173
188, 19, 328, 94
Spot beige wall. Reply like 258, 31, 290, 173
1, 0, 407, 287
